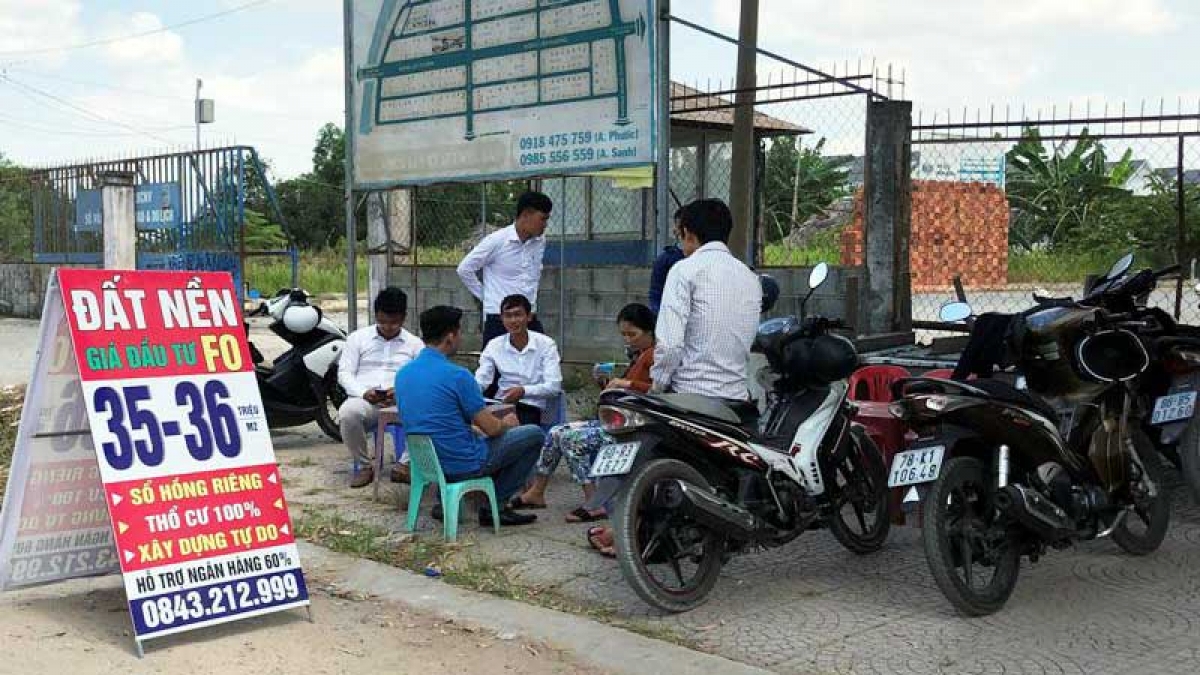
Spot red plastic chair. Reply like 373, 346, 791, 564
847, 365, 911, 403
922, 368, 955, 380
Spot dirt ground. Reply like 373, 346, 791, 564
0, 573, 599, 675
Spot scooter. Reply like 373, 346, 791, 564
593, 264, 891, 612
246, 289, 347, 442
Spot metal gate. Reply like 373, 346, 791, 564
30, 146, 296, 294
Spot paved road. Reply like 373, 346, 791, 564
281, 437, 1200, 675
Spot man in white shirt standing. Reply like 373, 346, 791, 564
475, 294, 563, 426
338, 287, 423, 488
457, 191, 552, 345
652, 199, 762, 401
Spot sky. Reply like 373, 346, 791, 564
0, 0, 1197, 180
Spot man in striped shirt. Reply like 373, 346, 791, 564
651, 199, 762, 401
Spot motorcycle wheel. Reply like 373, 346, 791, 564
827, 427, 891, 554
315, 365, 347, 443
1111, 430, 1171, 556
612, 458, 725, 613
922, 456, 1020, 617
1176, 416, 1200, 504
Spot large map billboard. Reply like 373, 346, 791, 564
348, 0, 658, 187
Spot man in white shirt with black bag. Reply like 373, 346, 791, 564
457, 191, 552, 345
652, 199, 762, 402
338, 287, 423, 488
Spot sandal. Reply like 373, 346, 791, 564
586, 526, 616, 558
566, 507, 607, 523
509, 495, 547, 510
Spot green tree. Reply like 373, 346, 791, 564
0, 153, 32, 261
274, 123, 359, 249
761, 137, 851, 243
1005, 128, 1135, 251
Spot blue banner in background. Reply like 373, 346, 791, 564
73, 182, 182, 233
74, 189, 102, 233
134, 182, 182, 231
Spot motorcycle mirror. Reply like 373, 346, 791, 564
1105, 253, 1134, 282
939, 301, 973, 323
808, 262, 830, 291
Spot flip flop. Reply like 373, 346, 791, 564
586, 526, 616, 558
566, 507, 607, 523
508, 496, 547, 510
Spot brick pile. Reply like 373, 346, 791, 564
840, 180, 1010, 291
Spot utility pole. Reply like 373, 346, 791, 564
194, 78, 214, 151
727, 0, 759, 263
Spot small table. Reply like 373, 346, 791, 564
373, 406, 400, 500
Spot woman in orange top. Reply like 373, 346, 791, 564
509, 303, 656, 522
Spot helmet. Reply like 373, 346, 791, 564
282, 303, 322, 334
759, 274, 780, 313
783, 334, 859, 385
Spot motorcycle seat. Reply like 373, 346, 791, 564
967, 379, 1060, 425
652, 393, 760, 430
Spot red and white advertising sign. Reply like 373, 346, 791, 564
0, 269, 308, 653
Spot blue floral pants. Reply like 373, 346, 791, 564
535, 420, 612, 485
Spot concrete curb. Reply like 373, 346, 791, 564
298, 542, 772, 675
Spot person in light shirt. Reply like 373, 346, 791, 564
337, 287, 423, 488
456, 191, 552, 345
652, 199, 762, 401
474, 294, 563, 426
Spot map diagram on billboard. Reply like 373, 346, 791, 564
350, 0, 656, 187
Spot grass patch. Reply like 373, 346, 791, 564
294, 510, 695, 648
1007, 249, 1117, 284
0, 386, 23, 502
244, 246, 462, 296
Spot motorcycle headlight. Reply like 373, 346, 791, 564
598, 405, 648, 433
924, 395, 950, 412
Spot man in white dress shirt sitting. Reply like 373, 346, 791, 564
456, 191, 552, 345
338, 287, 423, 488
652, 199, 762, 403
475, 294, 563, 427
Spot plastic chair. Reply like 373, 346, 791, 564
923, 368, 956, 380
847, 365, 911, 403
405, 434, 500, 542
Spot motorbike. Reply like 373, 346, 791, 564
1026, 254, 1200, 502
889, 286, 1171, 616
593, 263, 891, 613
246, 289, 348, 442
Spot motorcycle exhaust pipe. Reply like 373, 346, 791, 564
661, 479, 764, 542
994, 485, 1073, 542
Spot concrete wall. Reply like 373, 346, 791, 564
391, 264, 862, 361
0, 264, 55, 318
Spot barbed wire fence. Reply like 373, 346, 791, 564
910, 105, 1200, 327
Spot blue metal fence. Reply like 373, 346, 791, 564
30, 146, 296, 295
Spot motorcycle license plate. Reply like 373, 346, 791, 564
888, 445, 946, 487
1152, 391, 1197, 425
590, 442, 641, 478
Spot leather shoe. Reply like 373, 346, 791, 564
349, 467, 374, 489
480, 506, 536, 527
390, 463, 411, 484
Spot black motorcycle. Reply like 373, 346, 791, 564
593, 264, 891, 612
1027, 254, 1200, 502
246, 289, 347, 442
890, 296, 1170, 616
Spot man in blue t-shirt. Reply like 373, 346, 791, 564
395, 305, 543, 526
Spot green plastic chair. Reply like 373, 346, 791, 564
405, 434, 500, 541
